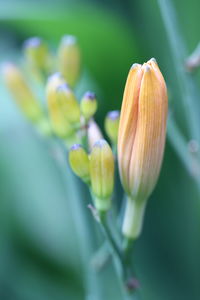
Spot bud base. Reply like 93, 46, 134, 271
122, 197, 146, 239
95, 197, 111, 213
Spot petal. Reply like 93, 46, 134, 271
118, 63, 143, 193
129, 63, 168, 200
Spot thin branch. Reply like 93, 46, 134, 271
157, 0, 200, 141
167, 116, 200, 188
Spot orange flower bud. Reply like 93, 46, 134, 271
118, 58, 168, 239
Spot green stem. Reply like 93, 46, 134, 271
168, 116, 200, 188
45, 138, 139, 299
157, 0, 200, 141
99, 212, 137, 300
91, 241, 111, 271
167, 116, 191, 172
99, 212, 125, 275
123, 238, 134, 266
80, 118, 89, 151
49, 139, 103, 299
186, 42, 200, 71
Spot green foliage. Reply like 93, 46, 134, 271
1, 0, 200, 299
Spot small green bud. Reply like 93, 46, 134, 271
56, 83, 80, 124
105, 110, 120, 144
24, 37, 51, 77
2, 62, 44, 122
80, 91, 97, 121
46, 73, 74, 138
90, 139, 114, 212
69, 144, 90, 183
57, 35, 81, 87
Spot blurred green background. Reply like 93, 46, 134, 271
0, 0, 200, 299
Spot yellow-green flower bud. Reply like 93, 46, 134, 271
57, 35, 81, 87
104, 110, 120, 144
24, 37, 50, 76
56, 84, 80, 124
87, 119, 103, 150
90, 139, 114, 212
46, 73, 74, 138
80, 91, 97, 121
2, 62, 43, 122
69, 144, 90, 183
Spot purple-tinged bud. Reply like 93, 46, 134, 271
80, 91, 97, 121
105, 110, 120, 144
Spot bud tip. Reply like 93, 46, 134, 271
149, 57, 157, 63
131, 63, 141, 69
143, 64, 151, 72
70, 143, 82, 151
56, 82, 70, 93
84, 91, 96, 100
61, 35, 77, 45
94, 139, 107, 148
23, 37, 42, 49
107, 110, 120, 120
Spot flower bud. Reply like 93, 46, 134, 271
90, 139, 114, 212
87, 119, 103, 150
80, 91, 97, 120
56, 84, 80, 124
57, 35, 81, 87
23, 37, 50, 76
69, 144, 90, 183
118, 58, 168, 239
2, 62, 43, 122
46, 73, 74, 138
104, 110, 120, 144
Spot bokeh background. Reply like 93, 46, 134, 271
0, 0, 200, 299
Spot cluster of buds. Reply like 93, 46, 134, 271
2, 34, 168, 243
68, 110, 119, 214
69, 58, 167, 240
46, 72, 98, 145
2, 35, 99, 146
2, 34, 119, 214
